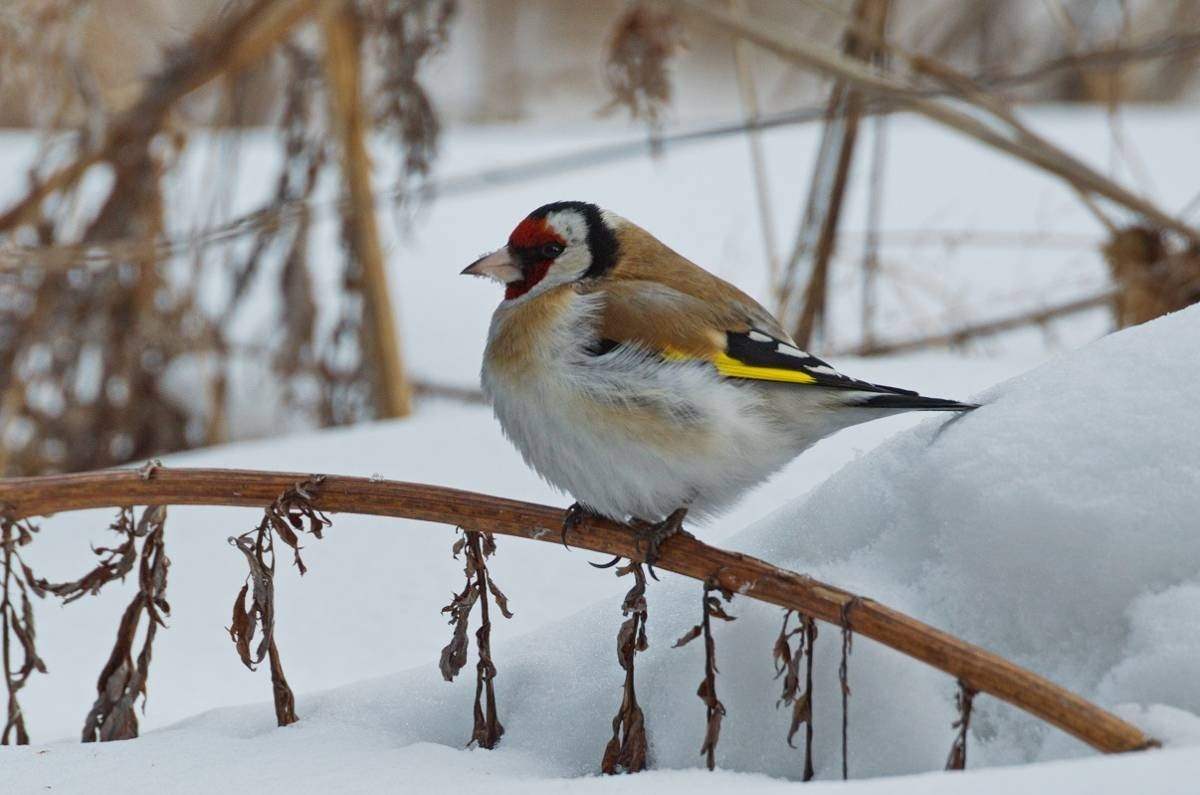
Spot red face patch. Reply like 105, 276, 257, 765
504, 216, 566, 300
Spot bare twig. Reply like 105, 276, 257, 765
945, 680, 978, 771
782, 0, 890, 344
839, 599, 858, 780
727, 0, 781, 290
838, 290, 1117, 357
0, 0, 334, 233
669, 0, 1200, 244
0, 467, 1160, 756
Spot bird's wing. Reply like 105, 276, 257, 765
586, 279, 916, 395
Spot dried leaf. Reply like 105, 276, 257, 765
673, 624, 702, 648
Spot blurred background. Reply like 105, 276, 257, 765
1, 0, 1198, 476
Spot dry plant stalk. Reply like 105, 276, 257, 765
439, 528, 512, 749
604, 2, 684, 133
0, 467, 1159, 756
0, 0, 455, 476
782, 0, 890, 346
674, 578, 735, 770
773, 609, 817, 780
670, 0, 1199, 245
839, 600, 858, 780
601, 561, 650, 774
323, 3, 411, 420
227, 476, 330, 726
0, 512, 45, 745
945, 680, 978, 771
18, 502, 172, 741
77, 505, 170, 742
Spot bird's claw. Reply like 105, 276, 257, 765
631, 507, 689, 579
561, 502, 592, 551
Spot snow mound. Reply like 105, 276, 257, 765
5, 307, 1198, 790
351, 302, 1200, 779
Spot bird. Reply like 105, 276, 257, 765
463, 201, 976, 564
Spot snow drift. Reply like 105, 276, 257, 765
4, 306, 1200, 792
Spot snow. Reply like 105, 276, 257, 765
4, 305, 1199, 792
2, 108, 1199, 791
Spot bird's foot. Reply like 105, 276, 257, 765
630, 507, 690, 580
561, 502, 599, 550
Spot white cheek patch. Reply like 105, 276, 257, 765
545, 210, 587, 248
542, 209, 593, 283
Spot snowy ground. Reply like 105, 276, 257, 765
5, 295, 1199, 794
2, 107, 1199, 791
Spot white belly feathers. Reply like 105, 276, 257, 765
480, 287, 796, 522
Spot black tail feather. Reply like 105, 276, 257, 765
858, 393, 978, 412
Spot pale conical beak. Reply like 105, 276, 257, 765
461, 248, 522, 283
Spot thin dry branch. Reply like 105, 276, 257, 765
0, 0, 335, 233
669, 0, 1200, 245
783, 0, 890, 345
0, 467, 1158, 757
838, 290, 1116, 357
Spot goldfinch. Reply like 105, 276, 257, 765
463, 201, 975, 557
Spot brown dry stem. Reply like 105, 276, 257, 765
945, 679, 978, 771
78, 505, 170, 742
773, 609, 817, 780
227, 476, 329, 726
604, 2, 685, 134
439, 529, 512, 749
675, 578, 735, 770
601, 561, 650, 774
0, 513, 45, 745
839, 599, 858, 780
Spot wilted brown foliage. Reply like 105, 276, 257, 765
0, 512, 45, 745
1105, 226, 1200, 328
227, 476, 330, 726
674, 579, 735, 770
78, 505, 170, 742
604, 2, 684, 131
773, 609, 817, 780
439, 528, 512, 749
601, 560, 650, 774
0, 0, 455, 476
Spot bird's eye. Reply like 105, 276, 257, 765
540, 242, 565, 259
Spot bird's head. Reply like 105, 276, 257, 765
461, 201, 620, 301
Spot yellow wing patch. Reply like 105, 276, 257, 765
662, 348, 817, 385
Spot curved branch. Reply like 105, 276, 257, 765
0, 467, 1156, 755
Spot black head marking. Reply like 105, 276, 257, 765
529, 201, 620, 280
